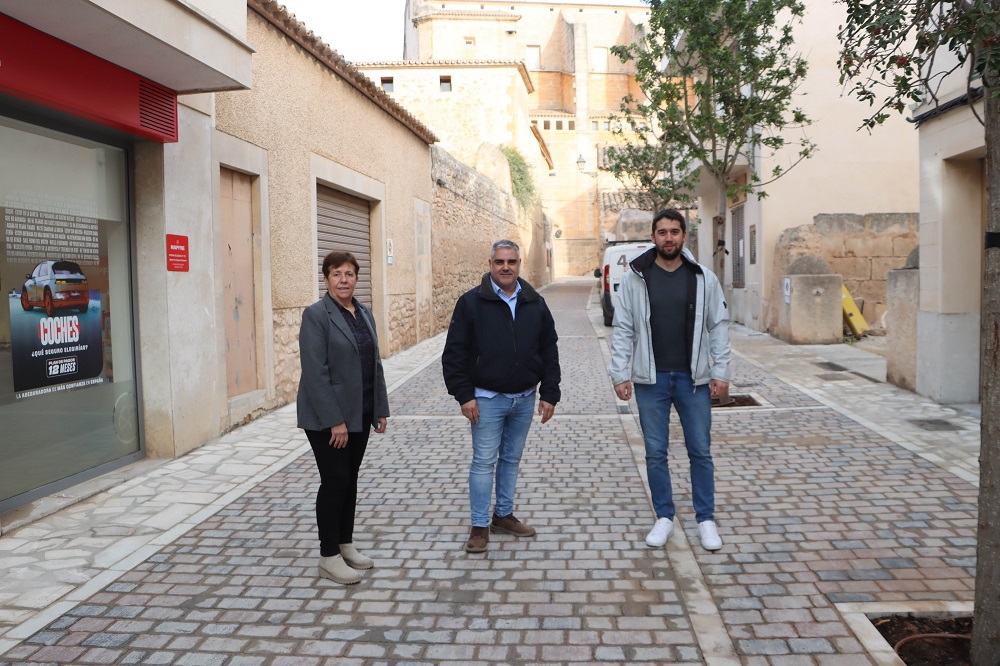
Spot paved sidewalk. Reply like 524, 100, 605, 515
0, 277, 981, 665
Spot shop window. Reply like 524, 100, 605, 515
381, 77, 394, 93
0, 114, 138, 512
440, 76, 452, 92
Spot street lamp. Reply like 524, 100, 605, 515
576, 154, 586, 172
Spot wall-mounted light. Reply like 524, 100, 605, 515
576, 155, 586, 172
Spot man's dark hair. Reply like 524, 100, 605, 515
322, 250, 360, 277
652, 208, 686, 234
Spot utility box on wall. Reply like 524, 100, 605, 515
776, 274, 844, 344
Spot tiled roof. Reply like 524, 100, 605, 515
248, 0, 438, 144
356, 59, 534, 94
412, 11, 521, 23
530, 109, 575, 118
599, 190, 697, 212
600, 190, 656, 212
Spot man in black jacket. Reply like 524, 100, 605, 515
443, 239, 561, 553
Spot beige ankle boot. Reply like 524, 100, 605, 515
318, 554, 361, 584
339, 543, 374, 570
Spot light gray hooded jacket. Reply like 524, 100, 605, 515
608, 246, 731, 387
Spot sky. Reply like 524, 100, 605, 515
277, 0, 650, 64
279, 0, 408, 63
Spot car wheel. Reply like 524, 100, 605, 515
44, 290, 54, 317
20, 289, 31, 311
604, 313, 613, 327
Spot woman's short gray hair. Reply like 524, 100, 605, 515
490, 239, 520, 258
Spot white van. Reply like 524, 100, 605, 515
596, 241, 652, 326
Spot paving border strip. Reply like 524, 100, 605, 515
588, 287, 740, 666
837, 601, 974, 666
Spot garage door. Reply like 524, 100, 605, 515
317, 185, 371, 306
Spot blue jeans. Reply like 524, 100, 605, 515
634, 371, 715, 523
469, 392, 536, 526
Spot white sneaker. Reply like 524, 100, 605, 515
698, 520, 723, 551
645, 517, 674, 547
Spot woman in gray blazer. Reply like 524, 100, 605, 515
297, 250, 389, 585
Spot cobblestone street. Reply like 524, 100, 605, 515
0, 277, 981, 665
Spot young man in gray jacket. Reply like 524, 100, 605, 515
608, 208, 731, 551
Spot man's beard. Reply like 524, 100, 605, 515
657, 244, 682, 261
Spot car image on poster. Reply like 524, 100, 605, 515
7, 260, 104, 397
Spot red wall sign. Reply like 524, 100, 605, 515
166, 234, 189, 272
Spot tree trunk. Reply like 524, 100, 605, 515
972, 68, 1000, 666
712, 181, 727, 288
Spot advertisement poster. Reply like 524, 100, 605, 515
4, 203, 105, 398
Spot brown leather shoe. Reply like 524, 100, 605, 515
490, 513, 536, 537
465, 526, 489, 553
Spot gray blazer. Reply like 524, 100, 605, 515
296, 294, 390, 432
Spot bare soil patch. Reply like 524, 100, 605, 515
873, 615, 971, 665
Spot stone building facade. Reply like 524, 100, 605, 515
0, 0, 254, 511
214, 3, 440, 405
400, 0, 650, 277
910, 47, 986, 404
431, 146, 549, 334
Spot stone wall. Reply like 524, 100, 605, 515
431, 146, 547, 335
768, 213, 918, 332
273, 306, 305, 405
388, 293, 418, 356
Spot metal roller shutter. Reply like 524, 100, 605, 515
317, 185, 372, 306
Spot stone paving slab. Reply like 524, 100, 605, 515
0, 277, 984, 665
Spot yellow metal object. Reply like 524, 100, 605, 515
841, 285, 869, 337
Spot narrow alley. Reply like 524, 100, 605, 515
0, 279, 979, 665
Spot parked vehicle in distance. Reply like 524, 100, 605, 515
21, 260, 90, 316
596, 241, 652, 326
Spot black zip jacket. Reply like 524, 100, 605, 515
442, 274, 561, 406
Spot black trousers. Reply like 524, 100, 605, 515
305, 425, 370, 557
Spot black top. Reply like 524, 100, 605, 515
332, 295, 376, 421
628, 248, 701, 370
645, 262, 690, 372
442, 274, 561, 406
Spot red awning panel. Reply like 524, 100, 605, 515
0, 13, 178, 142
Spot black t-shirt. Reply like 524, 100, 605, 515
645, 262, 690, 372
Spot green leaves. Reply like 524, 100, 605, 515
607, 0, 815, 210
499, 145, 536, 211
838, 0, 1000, 128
